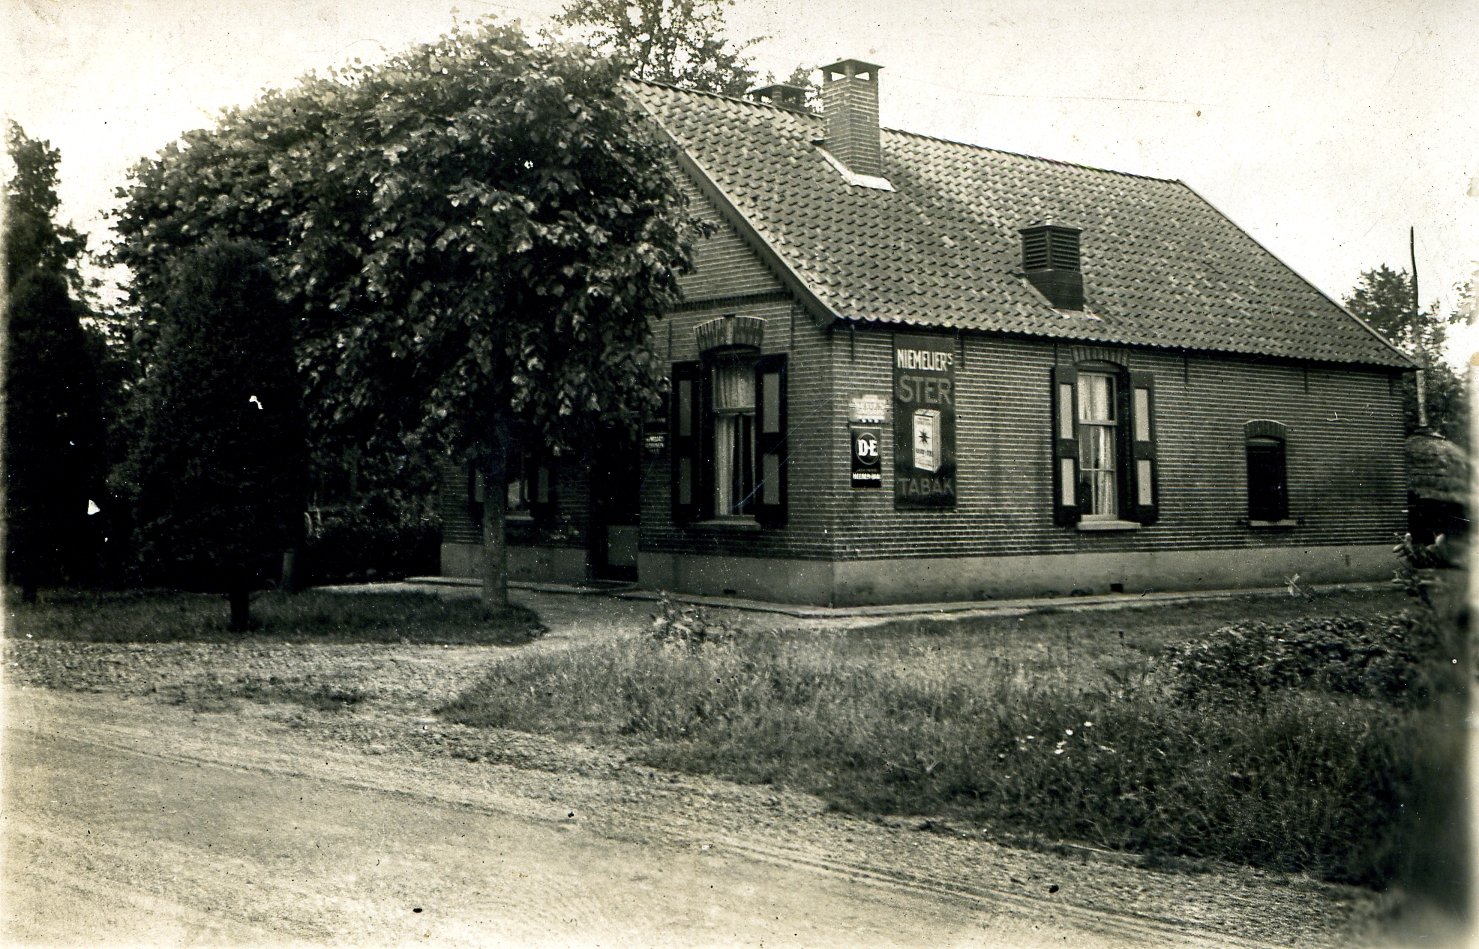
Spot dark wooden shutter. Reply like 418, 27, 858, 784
754, 354, 788, 528
1128, 370, 1159, 525
670, 361, 701, 524
1051, 365, 1080, 525
468, 463, 486, 531
528, 449, 556, 524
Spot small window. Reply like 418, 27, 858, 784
1247, 435, 1288, 522
470, 450, 554, 524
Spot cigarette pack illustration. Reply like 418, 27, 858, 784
912, 408, 940, 473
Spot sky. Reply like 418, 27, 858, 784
5, 0, 1478, 362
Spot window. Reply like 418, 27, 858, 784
1245, 422, 1289, 523
467, 449, 554, 525
711, 360, 757, 517
1077, 372, 1118, 518
671, 355, 788, 527
1052, 364, 1158, 527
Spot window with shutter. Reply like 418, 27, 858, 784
754, 354, 788, 527
1051, 365, 1080, 525
526, 451, 556, 525
1053, 364, 1159, 528
1127, 370, 1158, 525
670, 361, 702, 523
467, 464, 485, 531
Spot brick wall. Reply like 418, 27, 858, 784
448, 158, 1406, 578
438, 457, 592, 552
823, 328, 1406, 560
673, 168, 784, 299
639, 297, 836, 560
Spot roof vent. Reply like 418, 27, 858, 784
748, 84, 808, 112
1019, 223, 1084, 310
819, 59, 882, 178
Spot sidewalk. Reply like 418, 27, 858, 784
397, 574, 1392, 621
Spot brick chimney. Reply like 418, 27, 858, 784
820, 60, 882, 178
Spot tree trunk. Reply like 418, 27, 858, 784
280, 548, 297, 593
228, 585, 251, 632
481, 445, 509, 611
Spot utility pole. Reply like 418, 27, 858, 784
1412, 226, 1428, 432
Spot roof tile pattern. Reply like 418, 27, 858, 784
631, 81, 1409, 367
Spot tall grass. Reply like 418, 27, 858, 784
442, 605, 1464, 886
6, 588, 544, 645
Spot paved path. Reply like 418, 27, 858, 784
3, 686, 1276, 949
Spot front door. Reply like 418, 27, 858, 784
589, 428, 641, 581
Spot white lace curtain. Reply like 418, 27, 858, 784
711, 364, 755, 412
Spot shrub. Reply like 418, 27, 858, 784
299, 505, 440, 586
1161, 611, 1460, 708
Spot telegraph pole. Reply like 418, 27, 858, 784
1412, 226, 1428, 431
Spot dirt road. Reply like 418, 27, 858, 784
6, 686, 1253, 949
2, 590, 1380, 947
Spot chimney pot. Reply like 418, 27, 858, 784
819, 59, 883, 178
748, 84, 808, 111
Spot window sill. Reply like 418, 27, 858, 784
1247, 518, 1300, 529
689, 518, 762, 532
1076, 519, 1141, 532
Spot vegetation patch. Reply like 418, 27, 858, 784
6, 588, 544, 646
440, 590, 1463, 887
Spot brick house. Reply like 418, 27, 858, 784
440, 60, 1414, 605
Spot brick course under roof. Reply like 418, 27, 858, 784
629, 81, 1411, 368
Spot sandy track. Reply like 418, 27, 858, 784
2, 590, 1381, 947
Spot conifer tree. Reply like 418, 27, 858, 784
3, 122, 106, 599
126, 238, 306, 629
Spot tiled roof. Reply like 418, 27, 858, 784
630, 81, 1411, 368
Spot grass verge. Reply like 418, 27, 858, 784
440, 590, 1464, 886
5, 587, 544, 645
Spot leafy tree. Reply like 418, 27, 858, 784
112, 22, 693, 606
1344, 265, 1467, 445
554, 0, 760, 95
124, 238, 307, 629
3, 122, 107, 599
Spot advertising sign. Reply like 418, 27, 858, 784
850, 426, 882, 487
893, 334, 956, 508
849, 394, 888, 424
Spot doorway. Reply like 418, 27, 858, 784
589, 428, 641, 582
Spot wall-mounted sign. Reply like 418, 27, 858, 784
849, 394, 888, 424
850, 425, 882, 487
893, 334, 956, 508
644, 432, 666, 454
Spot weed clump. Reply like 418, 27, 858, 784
648, 596, 734, 648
